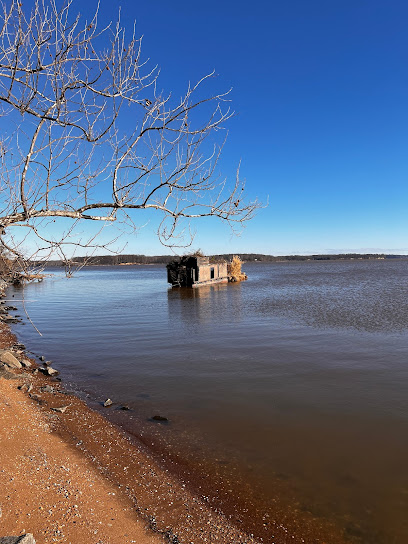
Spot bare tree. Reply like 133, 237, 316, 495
0, 0, 259, 265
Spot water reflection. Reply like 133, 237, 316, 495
167, 282, 243, 326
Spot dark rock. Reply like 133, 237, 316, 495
29, 393, 45, 405
39, 356, 45, 361
103, 398, 113, 407
120, 405, 130, 410
151, 415, 169, 422
43, 360, 52, 367
2, 316, 19, 323
39, 367, 59, 377
164, 530, 179, 543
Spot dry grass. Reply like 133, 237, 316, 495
228, 255, 247, 282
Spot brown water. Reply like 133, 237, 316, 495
9, 259, 408, 543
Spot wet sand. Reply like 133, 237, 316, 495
0, 314, 353, 543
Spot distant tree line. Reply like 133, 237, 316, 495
212, 253, 395, 262
39, 254, 174, 267
36, 253, 405, 268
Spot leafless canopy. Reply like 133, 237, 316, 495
0, 0, 259, 262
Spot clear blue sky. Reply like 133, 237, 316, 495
24, 1, 408, 255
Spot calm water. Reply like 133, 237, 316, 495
9, 259, 408, 543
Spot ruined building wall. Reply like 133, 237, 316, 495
198, 263, 228, 282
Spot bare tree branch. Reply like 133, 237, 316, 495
0, 0, 260, 263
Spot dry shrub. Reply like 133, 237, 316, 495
0, 251, 16, 278
191, 249, 205, 257
228, 255, 247, 282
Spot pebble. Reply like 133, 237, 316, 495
51, 406, 69, 414
40, 385, 55, 393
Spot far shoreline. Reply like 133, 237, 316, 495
37, 252, 407, 269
